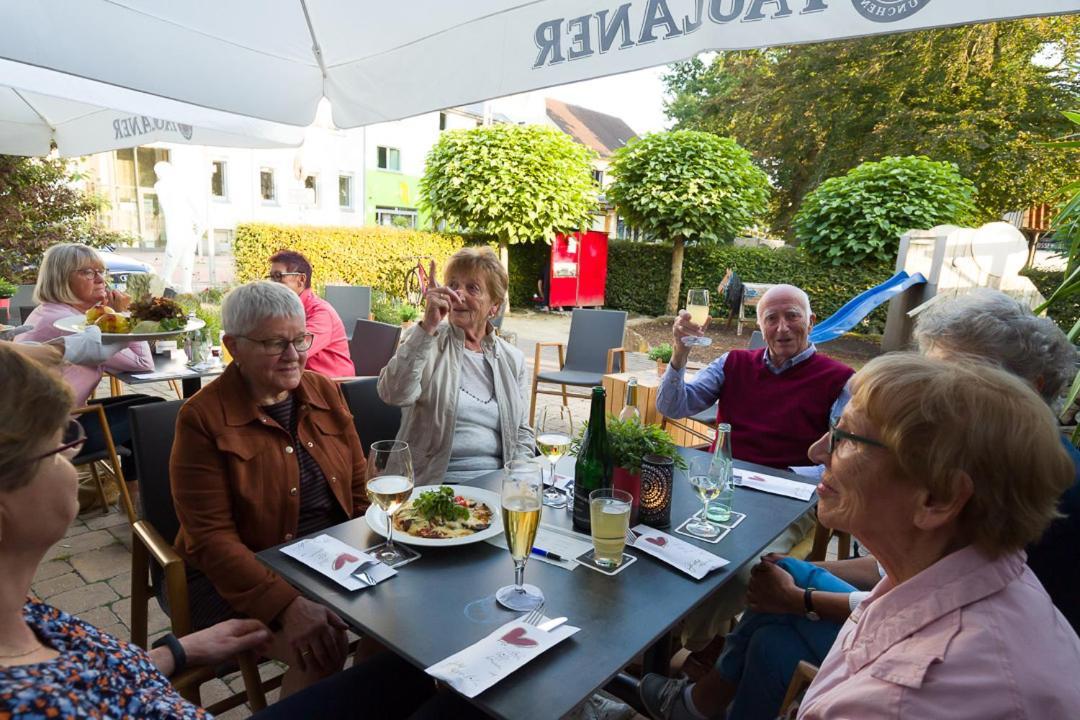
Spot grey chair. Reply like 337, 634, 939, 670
339, 377, 402, 456
529, 308, 627, 424
10, 283, 35, 324
748, 330, 766, 350
348, 319, 402, 377
324, 285, 372, 339
128, 400, 273, 712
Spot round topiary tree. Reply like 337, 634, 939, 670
607, 131, 771, 315
419, 124, 597, 297
794, 155, 978, 267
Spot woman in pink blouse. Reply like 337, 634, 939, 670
17, 243, 152, 405
795, 354, 1080, 719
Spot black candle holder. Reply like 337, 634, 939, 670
639, 453, 674, 528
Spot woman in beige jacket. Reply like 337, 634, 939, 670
378, 248, 534, 485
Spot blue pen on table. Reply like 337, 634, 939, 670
531, 547, 565, 562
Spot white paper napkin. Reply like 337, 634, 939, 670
132, 370, 198, 380
425, 617, 579, 697
280, 534, 396, 591
733, 468, 816, 501
630, 525, 729, 579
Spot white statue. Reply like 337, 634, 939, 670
155, 161, 205, 294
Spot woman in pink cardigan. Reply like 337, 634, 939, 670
17, 243, 156, 486
17, 243, 152, 405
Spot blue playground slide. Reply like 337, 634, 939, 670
808, 271, 926, 345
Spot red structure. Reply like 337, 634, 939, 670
549, 230, 608, 308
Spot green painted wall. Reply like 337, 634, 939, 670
364, 170, 430, 228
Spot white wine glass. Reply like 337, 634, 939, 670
496, 458, 545, 611
686, 457, 722, 539
365, 440, 420, 566
682, 288, 713, 347
537, 406, 574, 509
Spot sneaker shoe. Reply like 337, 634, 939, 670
639, 674, 692, 720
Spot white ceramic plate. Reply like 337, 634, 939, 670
54, 314, 205, 341
364, 484, 502, 547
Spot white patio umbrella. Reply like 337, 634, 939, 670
0, 58, 303, 156
0, 0, 1075, 130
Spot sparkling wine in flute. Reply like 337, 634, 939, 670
687, 304, 709, 327
537, 432, 572, 463
367, 474, 414, 513
502, 495, 542, 561
683, 288, 713, 347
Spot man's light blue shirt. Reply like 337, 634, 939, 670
655, 343, 851, 424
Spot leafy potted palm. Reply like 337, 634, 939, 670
0, 279, 16, 324
648, 343, 673, 376
399, 302, 420, 329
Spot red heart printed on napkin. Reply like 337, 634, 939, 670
500, 627, 539, 648
333, 553, 359, 571
646, 536, 667, 547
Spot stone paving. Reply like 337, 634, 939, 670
38, 311, 836, 717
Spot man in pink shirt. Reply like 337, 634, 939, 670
268, 251, 354, 378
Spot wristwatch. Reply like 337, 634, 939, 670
804, 587, 821, 621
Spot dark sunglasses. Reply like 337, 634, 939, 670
267, 271, 303, 282
828, 418, 886, 455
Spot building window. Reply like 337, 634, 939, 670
339, 174, 354, 210
259, 168, 276, 202
376, 146, 401, 171
375, 206, 418, 229
439, 112, 447, 131
108, 146, 170, 248
592, 169, 604, 186
211, 160, 228, 199
303, 174, 319, 206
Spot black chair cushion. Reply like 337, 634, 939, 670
340, 378, 401, 457
535, 369, 605, 387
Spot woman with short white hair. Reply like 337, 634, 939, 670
170, 281, 369, 697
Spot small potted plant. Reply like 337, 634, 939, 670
399, 303, 420, 329
648, 343, 673, 376
575, 416, 687, 525
0, 279, 16, 323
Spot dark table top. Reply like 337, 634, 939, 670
108, 351, 223, 387
257, 448, 817, 719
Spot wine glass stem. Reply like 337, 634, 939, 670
514, 560, 525, 590
386, 512, 395, 550
703, 499, 710, 521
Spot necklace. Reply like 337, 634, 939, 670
460, 384, 495, 405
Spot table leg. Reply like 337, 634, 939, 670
642, 631, 675, 675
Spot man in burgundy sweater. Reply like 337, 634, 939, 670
268, 251, 355, 378
655, 284, 854, 663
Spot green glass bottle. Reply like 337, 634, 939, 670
573, 386, 614, 533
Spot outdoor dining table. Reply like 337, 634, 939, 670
108, 350, 223, 398
257, 447, 818, 719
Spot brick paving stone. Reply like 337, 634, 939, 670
44, 530, 116, 562
33, 559, 74, 583
113, 597, 170, 635
77, 605, 121, 629
107, 572, 132, 599
108, 524, 134, 549
98, 623, 129, 641
50, 582, 119, 616
215, 704, 253, 720
31, 572, 85, 600
63, 519, 91, 539
71, 543, 131, 582
85, 511, 131, 531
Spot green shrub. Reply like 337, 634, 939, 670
1023, 267, 1080, 334
601, 241, 895, 333
648, 343, 673, 363
794, 156, 977, 267
234, 223, 467, 299
0, 278, 17, 298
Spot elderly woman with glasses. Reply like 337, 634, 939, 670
378, 247, 534, 485
171, 281, 369, 697
641, 290, 1080, 720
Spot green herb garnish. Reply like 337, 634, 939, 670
412, 486, 469, 523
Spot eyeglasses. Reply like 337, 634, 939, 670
267, 271, 303, 282
236, 333, 314, 355
30, 419, 87, 463
75, 268, 107, 280
828, 418, 886, 455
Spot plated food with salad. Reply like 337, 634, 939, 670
53, 296, 205, 339
365, 485, 502, 546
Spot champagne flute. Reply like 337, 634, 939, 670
537, 406, 574, 508
682, 288, 713, 347
496, 458, 545, 611
686, 457, 722, 539
365, 440, 419, 566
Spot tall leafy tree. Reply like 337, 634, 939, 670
0, 155, 123, 284
607, 131, 770, 315
419, 124, 596, 289
664, 17, 1080, 233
